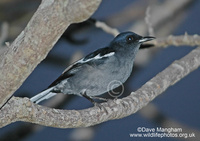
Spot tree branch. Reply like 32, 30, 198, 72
95, 20, 119, 36
153, 33, 200, 47
0, 36, 199, 128
0, 0, 101, 108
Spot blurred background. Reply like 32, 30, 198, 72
0, 0, 200, 141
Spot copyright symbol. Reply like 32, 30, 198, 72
107, 80, 124, 98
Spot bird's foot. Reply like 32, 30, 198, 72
90, 96, 108, 102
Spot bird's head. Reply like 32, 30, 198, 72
110, 31, 155, 52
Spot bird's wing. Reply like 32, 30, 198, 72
47, 62, 82, 88
48, 47, 115, 88
81, 47, 115, 63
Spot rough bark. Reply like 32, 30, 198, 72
0, 0, 101, 108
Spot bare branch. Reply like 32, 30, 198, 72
152, 34, 200, 47
0, 0, 102, 108
95, 20, 119, 36
0, 35, 199, 128
130, 0, 194, 35
145, 6, 155, 36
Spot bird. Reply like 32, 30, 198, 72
30, 31, 155, 105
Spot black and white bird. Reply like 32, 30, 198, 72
30, 32, 155, 104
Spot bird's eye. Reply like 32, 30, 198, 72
126, 35, 134, 43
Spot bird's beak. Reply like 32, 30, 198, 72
139, 36, 155, 43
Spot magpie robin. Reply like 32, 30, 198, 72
30, 32, 155, 105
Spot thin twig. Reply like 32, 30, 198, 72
145, 6, 155, 36
95, 20, 119, 37
152, 33, 200, 47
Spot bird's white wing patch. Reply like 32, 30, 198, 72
62, 51, 115, 74
78, 52, 115, 63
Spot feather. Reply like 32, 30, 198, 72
30, 87, 56, 104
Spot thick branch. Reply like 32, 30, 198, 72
1, 43, 199, 128
0, 0, 101, 108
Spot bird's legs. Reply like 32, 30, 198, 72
81, 92, 97, 105
81, 91, 109, 108
90, 96, 108, 102
81, 92, 110, 113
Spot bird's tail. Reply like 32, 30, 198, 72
30, 87, 57, 104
